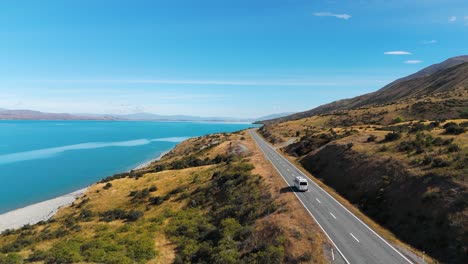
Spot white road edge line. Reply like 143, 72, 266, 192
350, 233, 360, 243
252, 130, 414, 264
250, 131, 351, 264
330, 212, 337, 220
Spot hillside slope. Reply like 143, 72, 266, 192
260, 56, 468, 124
257, 56, 468, 263
0, 131, 327, 264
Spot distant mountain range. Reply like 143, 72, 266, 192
259, 55, 468, 124
0, 108, 293, 123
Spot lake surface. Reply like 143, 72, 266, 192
0, 121, 255, 213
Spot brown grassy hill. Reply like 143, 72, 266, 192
260, 56, 468, 124
256, 56, 468, 263
259, 117, 467, 263
0, 131, 327, 264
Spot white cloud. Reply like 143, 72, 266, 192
22, 79, 343, 87
449, 16, 457, 22
422, 40, 437, 45
313, 12, 351, 20
384, 51, 412, 55
404, 60, 422, 64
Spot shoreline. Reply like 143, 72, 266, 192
0, 188, 88, 233
0, 150, 170, 233
133, 150, 170, 170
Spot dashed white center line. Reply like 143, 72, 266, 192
316, 198, 322, 204
350, 233, 360, 243
329, 212, 337, 219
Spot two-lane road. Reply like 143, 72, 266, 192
250, 130, 414, 264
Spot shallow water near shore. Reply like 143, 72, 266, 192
0, 120, 255, 213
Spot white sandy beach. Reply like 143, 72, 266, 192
0, 151, 170, 233
0, 188, 87, 233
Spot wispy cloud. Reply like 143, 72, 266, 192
313, 12, 351, 20
422, 40, 437, 45
384, 51, 412, 55
465, 16, 468, 26
449, 16, 457, 22
404, 60, 422, 64
22, 79, 345, 87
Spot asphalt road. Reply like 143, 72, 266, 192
250, 130, 414, 264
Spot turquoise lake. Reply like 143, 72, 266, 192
0, 121, 256, 213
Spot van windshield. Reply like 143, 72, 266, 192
300, 182, 307, 186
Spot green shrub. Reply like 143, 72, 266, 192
122, 235, 157, 262
166, 161, 283, 263
28, 250, 48, 262
383, 132, 401, 142
367, 134, 377, 142
45, 239, 83, 264
149, 196, 165, 205
78, 209, 95, 222
422, 156, 433, 165
443, 122, 466, 135
447, 143, 461, 153
392, 116, 404, 124
126, 210, 143, 222
103, 183, 112, 190
100, 209, 127, 222
432, 158, 450, 168
0, 253, 23, 264
459, 108, 468, 118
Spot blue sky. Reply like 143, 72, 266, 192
0, 0, 467, 118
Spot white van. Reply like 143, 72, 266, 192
294, 176, 308, 192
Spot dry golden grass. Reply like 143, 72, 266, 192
1, 131, 333, 263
